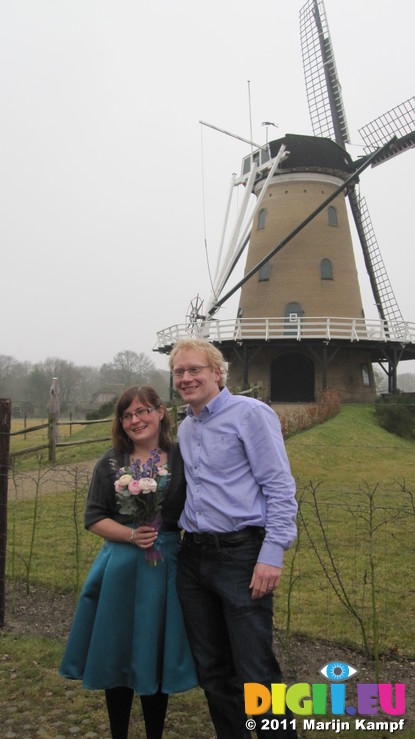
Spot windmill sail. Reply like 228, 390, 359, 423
348, 189, 404, 328
359, 97, 415, 167
299, 0, 349, 145
299, 0, 405, 328
204, 144, 287, 318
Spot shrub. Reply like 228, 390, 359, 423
279, 388, 341, 438
375, 392, 415, 439
85, 399, 116, 421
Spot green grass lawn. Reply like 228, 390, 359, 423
286, 403, 415, 488
7, 403, 415, 657
280, 404, 415, 656
3, 403, 415, 738
0, 631, 214, 738
9, 416, 112, 470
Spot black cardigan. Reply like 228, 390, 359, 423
84, 443, 186, 530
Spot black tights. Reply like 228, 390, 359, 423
105, 686, 168, 739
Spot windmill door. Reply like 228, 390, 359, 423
270, 353, 314, 402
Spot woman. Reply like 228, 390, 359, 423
59, 385, 197, 739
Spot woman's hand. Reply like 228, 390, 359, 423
134, 525, 158, 549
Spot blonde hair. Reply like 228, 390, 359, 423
169, 339, 228, 389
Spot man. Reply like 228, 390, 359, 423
169, 338, 298, 739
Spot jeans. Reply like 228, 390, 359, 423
177, 533, 297, 739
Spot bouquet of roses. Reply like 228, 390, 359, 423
113, 448, 169, 565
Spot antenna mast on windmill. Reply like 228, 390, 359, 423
155, 0, 415, 401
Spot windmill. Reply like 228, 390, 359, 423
185, 294, 205, 334
156, 0, 415, 402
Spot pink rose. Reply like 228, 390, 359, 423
128, 479, 142, 495
114, 480, 123, 493
139, 478, 158, 494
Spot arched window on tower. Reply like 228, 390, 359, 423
257, 208, 267, 230
258, 261, 271, 281
284, 302, 304, 335
320, 258, 333, 280
328, 206, 338, 227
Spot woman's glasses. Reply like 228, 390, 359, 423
121, 407, 155, 423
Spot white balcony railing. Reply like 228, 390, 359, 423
155, 316, 415, 351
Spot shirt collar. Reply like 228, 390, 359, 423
185, 386, 230, 419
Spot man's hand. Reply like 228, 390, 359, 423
249, 563, 282, 600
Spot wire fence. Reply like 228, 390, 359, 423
2, 396, 415, 667
4, 461, 415, 664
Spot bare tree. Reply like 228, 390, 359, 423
0, 355, 19, 395
101, 350, 157, 389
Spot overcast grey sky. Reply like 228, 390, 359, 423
1, 0, 414, 373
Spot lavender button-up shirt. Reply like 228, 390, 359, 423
178, 387, 297, 568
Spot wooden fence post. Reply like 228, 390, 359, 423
0, 398, 11, 627
48, 412, 57, 463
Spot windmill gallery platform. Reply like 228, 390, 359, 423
155, 314, 415, 403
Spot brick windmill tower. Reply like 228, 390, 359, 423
156, 0, 415, 403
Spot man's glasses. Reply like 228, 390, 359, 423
171, 365, 210, 379
121, 407, 155, 423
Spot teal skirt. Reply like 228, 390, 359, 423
59, 529, 198, 695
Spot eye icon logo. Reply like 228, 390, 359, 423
320, 661, 358, 681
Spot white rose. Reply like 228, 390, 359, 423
139, 478, 158, 494
118, 474, 133, 487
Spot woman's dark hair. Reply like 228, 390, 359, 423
112, 385, 172, 454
